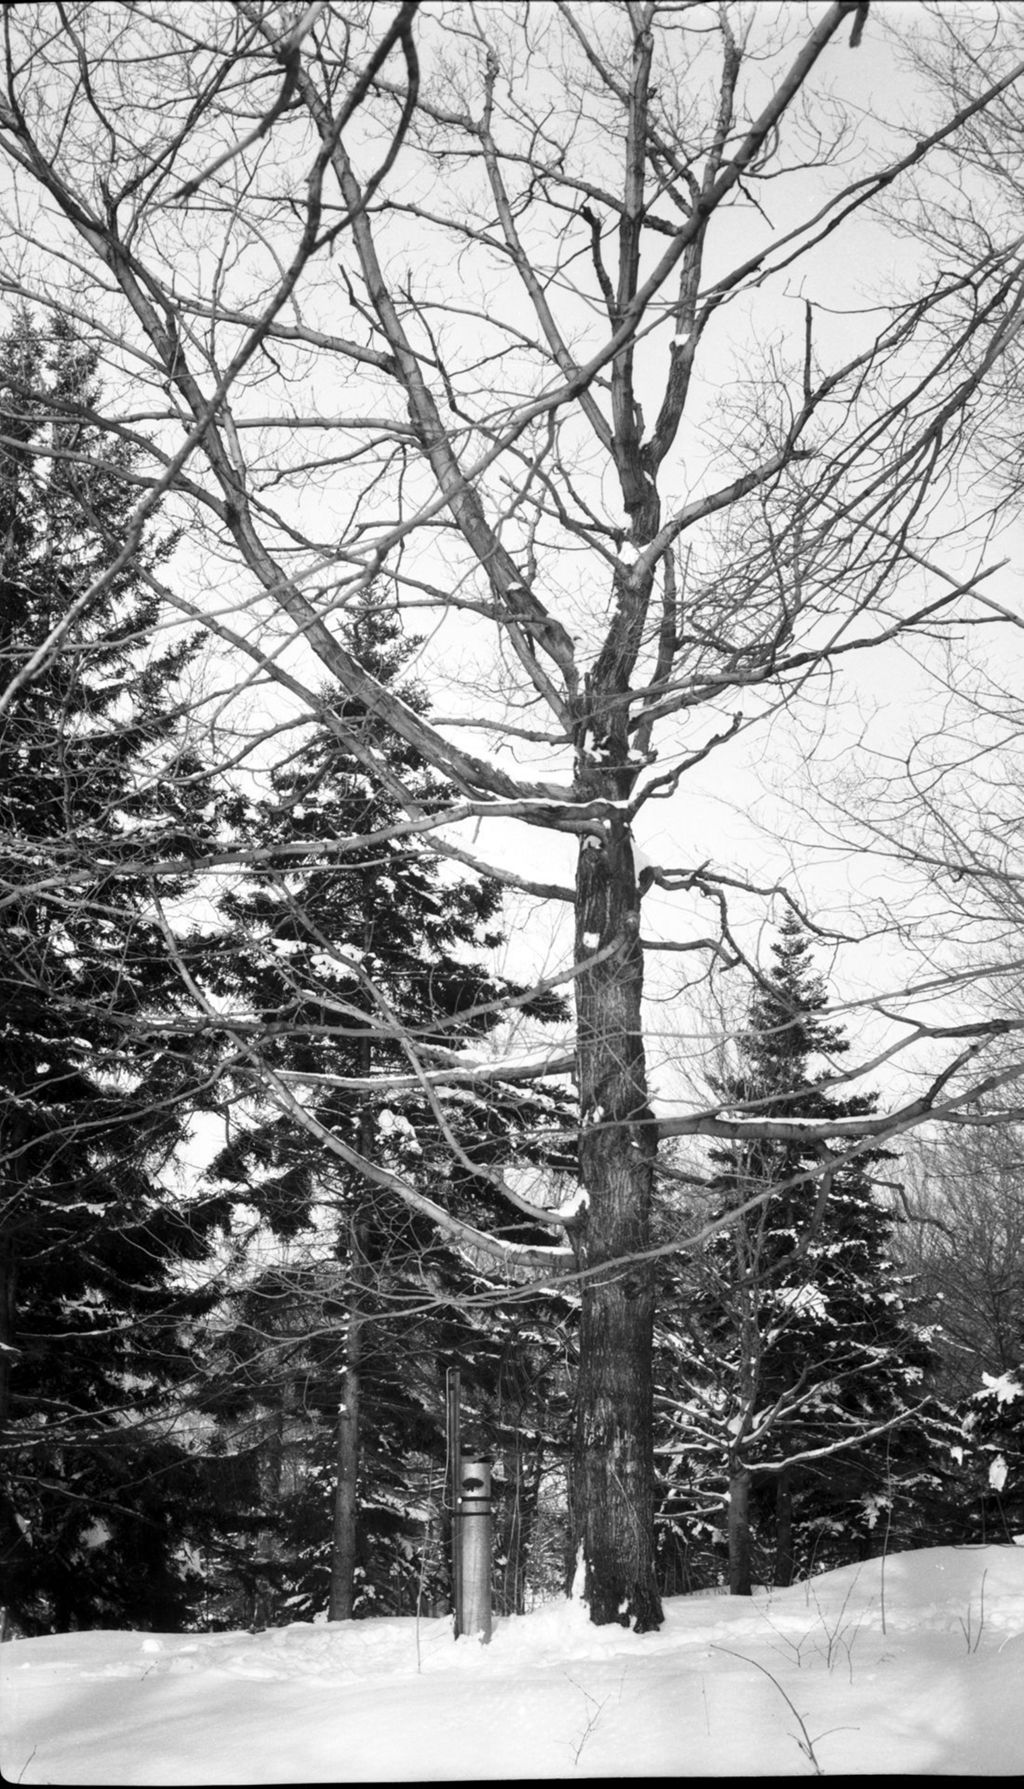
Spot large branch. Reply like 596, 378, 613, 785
657, 1044, 1024, 1145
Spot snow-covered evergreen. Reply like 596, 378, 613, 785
0, 316, 229, 1633
198, 597, 573, 1624
658, 915, 947, 1592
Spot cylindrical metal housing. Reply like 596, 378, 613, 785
457, 1455, 492, 1643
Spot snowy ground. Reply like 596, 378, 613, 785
3, 1545, 1023, 1782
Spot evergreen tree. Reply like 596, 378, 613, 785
200, 596, 573, 1623
0, 315, 229, 1633
658, 915, 943, 1593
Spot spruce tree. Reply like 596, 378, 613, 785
201, 595, 572, 1623
0, 315, 228, 1632
659, 915, 942, 1593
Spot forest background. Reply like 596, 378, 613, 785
1, 0, 1024, 1640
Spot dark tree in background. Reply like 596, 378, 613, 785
200, 597, 573, 1624
0, 316, 231, 1632
658, 917, 944, 1594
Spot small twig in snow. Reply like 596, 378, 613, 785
711, 1644, 858, 1775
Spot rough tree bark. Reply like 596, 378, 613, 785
727, 1466, 753, 1598
572, 814, 661, 1627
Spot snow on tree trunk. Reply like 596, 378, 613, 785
570, 814, 662, 1632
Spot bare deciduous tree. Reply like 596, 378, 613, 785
900, 1123, 1024, 1400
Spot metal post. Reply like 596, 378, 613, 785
457, 1454, 492, 1643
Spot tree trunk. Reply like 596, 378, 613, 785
329, 1326, 360, 1619
0, 1227, 15, 1429
570, 814, 663, 1632
728, 1466, 753, 1596
775, 1468, 795, 1587
331, 1023, 374, 1623
329, 1223, 364, 1621
0, 1227, 20, 1593
496, 1436, 544, 1615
